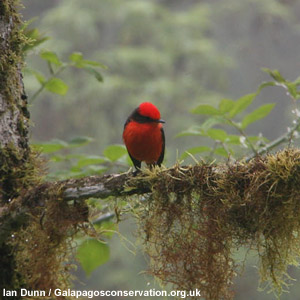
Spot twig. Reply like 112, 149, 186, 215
30, 65, 66, 103
245, 117, 300, 162
227, 118, 258, 156
92, 211, 115, 224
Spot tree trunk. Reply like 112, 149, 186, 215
0, 0, 31, 202
0, 1, 35, 296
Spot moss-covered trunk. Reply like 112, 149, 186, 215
0, 0, 38, 296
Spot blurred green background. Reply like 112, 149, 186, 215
21, 0, 300, 299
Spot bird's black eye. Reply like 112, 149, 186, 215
131, 110, 155, 123
134, 114, 153, 123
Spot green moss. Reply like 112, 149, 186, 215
9, 182, 89, 299
0, 0, 28, 107
0, 0, 21, 20
0, 0, 32, 185
0, 2, 8, 17
0, 144, 41, 203
1, 146, 89, 299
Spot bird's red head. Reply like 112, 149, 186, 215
138, 102, 161, 121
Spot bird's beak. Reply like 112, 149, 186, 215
157, 119, 165, 123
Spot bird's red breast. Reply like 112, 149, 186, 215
123, 121, 163, 164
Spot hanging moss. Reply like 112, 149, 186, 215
0, 155, 91, 300
9, 184, 89, 299
135, 149, 300, 299
0, 145, 42, 299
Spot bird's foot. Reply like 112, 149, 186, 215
132, 169, 141, 176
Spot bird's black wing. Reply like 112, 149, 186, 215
128, 150, 141, 169
157, 127, 165, 166
124, 117, 131, 129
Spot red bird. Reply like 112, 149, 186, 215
123, 102, 165, 170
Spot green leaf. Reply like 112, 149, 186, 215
200, 116, 227, 131
65, 154, 85, 160
22, 26, 49, 52
257, 81, 276, 93
241, 103, 275, 129
69, 52, 84, 65
82, 60, 107, 69
40, 51, 62, 66
69, 52, 106, 69
214, 147, 229, 157
32, 139, 68, 153
68, 136, 94, 147
180, 146, 211, 159
175, 126, 202, 138
45, 78, 69, 95
207, 128, 227, 142
84, 67, 104, 82
103, 145, 127, 161
229, 93, 256, 118
82, 165, 107, 176
218, 99, 235, 113
262, 68, 285, 83
293, 76, 300, 86
94, 221, 117, 238
76, 239, 110, 277
226, 135, 242, 145
260, 69, 300, 98
248, 135, 269, 143
51, 154, 84, 162
191, 104, 221, 115
286, 82, 298, 99
32, 70, 46, 84
50, 155, 65, 162
21, 17, 38, 30
77, 155, 106, 168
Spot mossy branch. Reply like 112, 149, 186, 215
1, 147, 299, 224
2, 148, 300, 299
0, 172, 149, 246
62, 172, 151, 201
